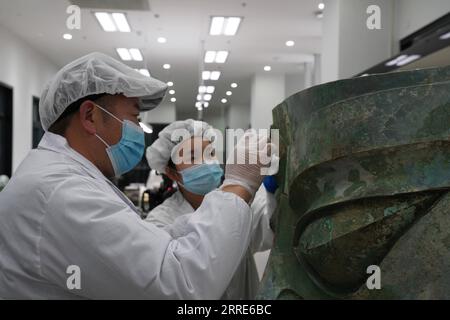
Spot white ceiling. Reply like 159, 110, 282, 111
0, 0, 322, 114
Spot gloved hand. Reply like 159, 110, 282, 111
263, 175, 278, 194
222, 130, 278, 196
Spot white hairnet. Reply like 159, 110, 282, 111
39, 52, 168, 131
146, 119, 213, 173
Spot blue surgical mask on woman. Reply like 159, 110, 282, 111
94, 104, 145, 176
178, 162, 224, 196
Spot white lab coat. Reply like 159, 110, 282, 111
146, 185, 276, 300
0, 132, 252, 299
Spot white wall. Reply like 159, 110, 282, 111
141, 102, 176, 124
0, 24, 58, 172
394, 0, 450, 42
285, 73, 306, 99
250, 74, 285, 130
226, 104, 250, 130
322, 0, 394, 82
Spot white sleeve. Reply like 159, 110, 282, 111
40, 177, 251, 300
248, 185, 277, 253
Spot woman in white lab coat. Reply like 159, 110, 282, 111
145, 120, 277, 299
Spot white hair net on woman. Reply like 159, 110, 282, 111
146, 119, 215, 173
39, 52, 168, 131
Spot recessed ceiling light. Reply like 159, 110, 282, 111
136, 69, 150, 77
286, 40, 295, 47
206, 86, 215, 94
396, 54, 421, 66
198, 86, 207, 93
221, 98, 227, 104
63, 33, 72, 40
439, 32, 450, 40
385, 55, 408, 67
157, 37, 167, 43
167, 81, 174, 87
204, 51, 229, 63
163, 64, 171, 70
169, 90, 175, 95
210, 17, 242, 36
203, 102, 209, 108
95, 12, 131, 32
204, 94, 212, 101
202, 71, 211, 80
116, 48, 132, 61
129, 48, 143, 61
210, 71, 221, 81
215, 51, 229, 63
112, 13, 131, 32
197, 94, 203, 100
195, 102, 202, 108
264, 65, 272, 71
231, 83, 238, 88
318, 3, 325, 10
170, 97, 177, 103
226, 91, 232, 96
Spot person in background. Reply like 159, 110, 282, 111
146, 119, 278, 299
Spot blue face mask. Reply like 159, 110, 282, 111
178, 163, 224, 196
95, 104, 145, 177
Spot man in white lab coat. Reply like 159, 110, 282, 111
0, 52, 275, 299
145, 120, 277, 299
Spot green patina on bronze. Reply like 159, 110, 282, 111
257, 65, 450, 299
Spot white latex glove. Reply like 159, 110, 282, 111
222, 129, 278, 196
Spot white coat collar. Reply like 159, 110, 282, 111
38, 132, 108, 181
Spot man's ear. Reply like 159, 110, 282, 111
165, 166, 181, 183
78, 101, 98, 135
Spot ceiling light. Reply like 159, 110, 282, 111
318, 3, 325, 10
204, 51, 229, 63
385, 55, 408, 67
215, 51, 229, 63
224, 17, 242, 36
198, 86, 207, 93
264, 65, 272, 71
440, 32, 450, 40
195, 102, 202, 108
210, 17, 225, 35
210, 17, 242, 36
167, 81, 174, 87
197, 94, 203, 100
206, 86, 215, 94
211, 71, 221, 80
137, 69, 150, 77
231, 83, 238, 88
197, 106, 203, 111
116, 48, 132, 61
169, 90, 175, 95
204, 94, 212, 101
204, 51, 216, 63
171, 97, 177, 103
226, 91, 232, 96
396, 54, 421, 66
129, 48, 143, 61
111, 13, 131, 32
202, 71, 211, 80
95, 12, 116, 32
221, 98, 227, 104
163, 64, 171, 70
203, 102, 209, 108
286, 40, 295, 47
63, 33, 72, 40
95, 12, 131, 32
139, 122, 153, 134
157, 37, 167, 43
